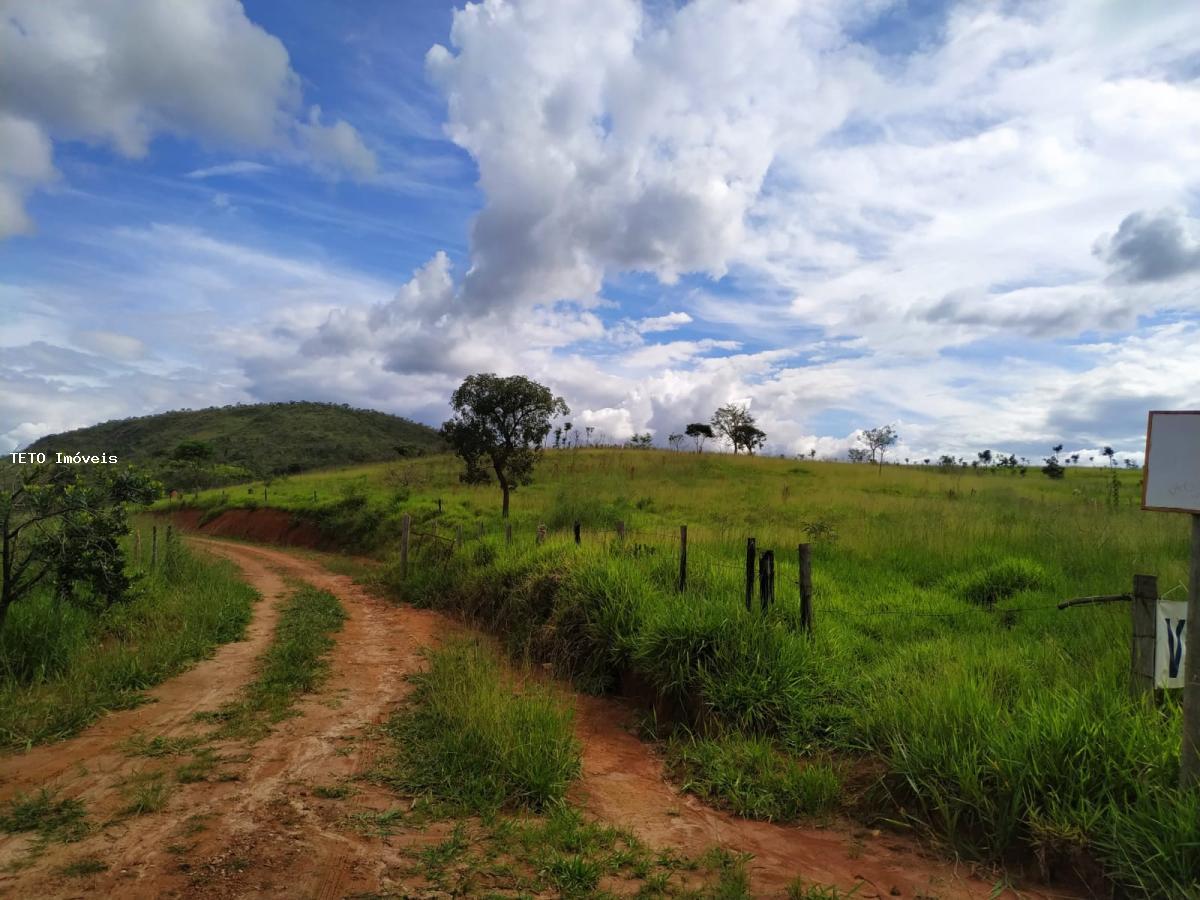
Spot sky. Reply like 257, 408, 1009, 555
2, 0, 1200, 465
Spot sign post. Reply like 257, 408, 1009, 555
1142, 411, 1200, 788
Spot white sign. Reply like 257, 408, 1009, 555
1156, 599, 1188, 690
1143, 411, 1200, 513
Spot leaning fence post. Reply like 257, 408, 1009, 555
151, 525, 158, 569
574, 521, 581, 545
1131, 574, 1157, 702
400, 514, 411, 580
799, 543, 813, 635
678, 525, 688, 593
745, 538, 756, 612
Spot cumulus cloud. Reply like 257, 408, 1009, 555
427, 0, 865, 313
1097, 209, 1200, 284
0, 0, 374, 237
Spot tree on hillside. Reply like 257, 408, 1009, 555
1, 466, 158, 633
731, 423, 767, 455
441, 374, 568, 518
859, 425, 899, 473
711, 403, 758, 454
667, 433, 684, 451
977, 449, 992, 468
848, 448, 869, 463
685, 422, 714, 453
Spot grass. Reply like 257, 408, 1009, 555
119, 770, 173, 816
197, 583, 345, 740
379, 638, 580, 814
172, 447, 1196, 896
0, 533, 257, 750
667, 734, 841, 822
59, 856, 108, 877
0, 788, 90, 843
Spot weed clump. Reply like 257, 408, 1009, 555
381, 639, 579, 814
948, 557, 1050, 606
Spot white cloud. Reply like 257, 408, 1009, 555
186, 161, 276, 179
0, 0, 374, 236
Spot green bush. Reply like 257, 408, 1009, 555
947, 557, 1050, 605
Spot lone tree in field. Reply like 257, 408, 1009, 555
1, 465, 158, 634
859, 425, 899, 473
731, 423, 767, 455
711, 403, 760, 454
441, 374, 568, 518
685, 422, 714, 453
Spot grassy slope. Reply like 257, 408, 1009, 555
175, 449, 1197, 895
24, 401, 444, 481
0, 533, 257, 750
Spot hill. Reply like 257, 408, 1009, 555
25, 401, 444, 487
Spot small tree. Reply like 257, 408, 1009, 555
626, 433, 653, 449
859, 425, 899, 473
1, 465, 158, 633
710, 403, 756, 454
685, 422, 714, 453
848, 447, 869, 463
441, 374, 568, 518
667, 433, 684, 451
1042, 445, 1066, 480
730, 423, 766, 455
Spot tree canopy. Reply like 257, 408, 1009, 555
711, 404, 764, 455
440, 374, 568, 517
1, 465, 158, 632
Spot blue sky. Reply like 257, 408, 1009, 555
3, 0, 1200, 463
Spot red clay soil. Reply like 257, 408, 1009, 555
165, 507, 329, 550
0, 539, 1077, 899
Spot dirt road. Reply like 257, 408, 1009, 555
0, 538, 1067, 898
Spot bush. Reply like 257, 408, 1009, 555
947, 557, 1050, 606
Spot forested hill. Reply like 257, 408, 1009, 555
24, 401, 444, 487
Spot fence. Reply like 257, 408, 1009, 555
390, 512, 1104, 639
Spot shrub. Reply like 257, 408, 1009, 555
947, 557, 1050, 606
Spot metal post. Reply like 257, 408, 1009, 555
1181, 515, 1200, 788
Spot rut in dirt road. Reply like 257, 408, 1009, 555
0, 539, 447, 899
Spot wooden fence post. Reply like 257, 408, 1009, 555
678, 525, 687, 593
574, 521, 581, 545
537, 524, 546, 545
745, 538, 756, 612
151, 526, 158, 569
1131, 573, 1157, 702
616, 521, 626, 542
1181, 515, 1200, 789
456, 524, 464, 547
759, 550, 774, 612
799, 543, 813, 635
478, 522, 485, 540
134, 530, 142, 570
437, 498, 442, 513
505, 523, 513, 545
400, 514, 411, 580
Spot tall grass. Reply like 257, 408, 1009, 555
381, 638, 580, 814
174, 449, 1196, 894
0, 532, 257, 750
